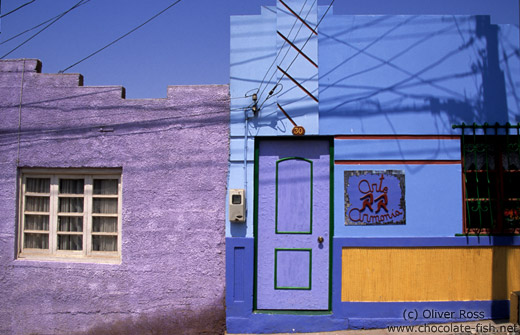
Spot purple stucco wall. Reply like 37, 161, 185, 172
0, 59, 229, 335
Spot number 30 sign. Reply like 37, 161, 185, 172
292, 126, 305, 136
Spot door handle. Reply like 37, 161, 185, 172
317, 236, 324, 244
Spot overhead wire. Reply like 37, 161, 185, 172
1, 0, 37, 19
0, 0, 89, 59
256, 2, 318, 108
256, 83, 283, 109
0, 0, 91, 46
230, 88, 259, 100
255, 0, 312, 96
272, 0, 335, 89
59, 0, 183, 73
256, 0, 318, 102
258, 0, 335, 110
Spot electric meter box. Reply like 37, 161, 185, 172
229, 189, 246, 222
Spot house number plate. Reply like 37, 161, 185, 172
292, 126, 305, 136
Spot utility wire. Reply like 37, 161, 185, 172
1, 16, 57, 46
273, 0, 334, 88
1, 0, 37, 19
255, 0, 312, 96
1, 0, 91, 46
1, 0, 88, 59
59, 0, 183, 73
256, 0, 317, 104
259, 0, 335, 110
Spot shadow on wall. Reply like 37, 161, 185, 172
434, 16, 509, 126
319, 15, 519, 132
73, 304, 226, 335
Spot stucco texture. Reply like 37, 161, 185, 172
0, 59, 229, 335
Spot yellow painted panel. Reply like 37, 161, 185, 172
341, 247, 520, 302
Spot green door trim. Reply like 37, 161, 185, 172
253, 137, 334, 313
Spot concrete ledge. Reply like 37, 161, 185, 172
0, 59, 41, 72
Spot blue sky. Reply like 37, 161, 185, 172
1, 0, 518, 98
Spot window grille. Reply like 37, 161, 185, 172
452, 123, 520, 234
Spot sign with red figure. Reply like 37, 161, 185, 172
344, 170, 406, 225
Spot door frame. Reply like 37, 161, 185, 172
253, 137, 334, 312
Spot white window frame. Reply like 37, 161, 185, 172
18, 168, 122, 263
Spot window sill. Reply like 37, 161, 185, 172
17, 253, 121, 264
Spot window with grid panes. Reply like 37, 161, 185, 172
462, 133, 520, 234
19, 169, 121, 262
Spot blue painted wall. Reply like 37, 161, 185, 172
227, 8, 520, 237
319, 15, 520, 135
334, 137, 462, 237
334, 163, 462, 237
226, 2, 520, 333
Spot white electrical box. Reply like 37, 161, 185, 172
229, 189, 246, 222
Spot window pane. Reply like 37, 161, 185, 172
502, 149, 520, 170
93, 198, 118, 214
466, 200, 497, 230
93, 217, 117, 232
464, 144, 496, 170
58, 216, 83, 232
504, 201, 520, 229
93, 179, 118, 195
24, 233, 49, 249
58, 235, 82, 250
59, 179, 84, 194
92, 235, 117, 251
504, 171, 520, 199
59, 197, 84, 213
25, 196, 49, 212
25, 215, 49, 231
465, 172, 497, 199
26, 178, 50, 193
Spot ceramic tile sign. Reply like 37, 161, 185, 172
344, 170, 405, 225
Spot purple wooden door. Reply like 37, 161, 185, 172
256, 140, 330, 310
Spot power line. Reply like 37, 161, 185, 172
1, 16, 57, 46
274, 0, 334, 88
256, 0, 318, 99
0, 0, 89, 59
0, 0, 91, 46
1, 0, 37, 19
255, 0, 313, 96
59, 0, 183, 73
259, 0, 335, 110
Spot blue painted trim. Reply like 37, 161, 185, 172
336, 300, 509, 320
338, 301, 509, 330
332, 235, 343, 315
226, 237, 255, 318
227, 301, 509, 333
334, 236, 520, 247
227, 313, 348, 334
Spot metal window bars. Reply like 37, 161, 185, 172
452, 122, 520, 234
